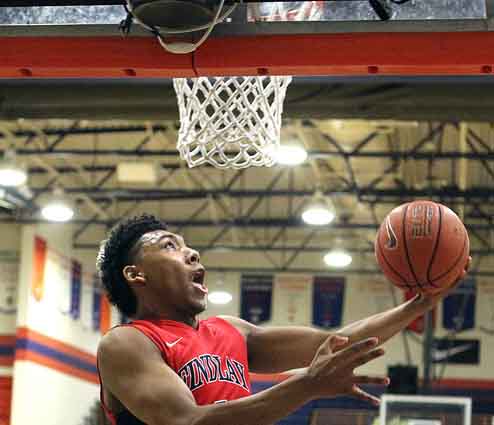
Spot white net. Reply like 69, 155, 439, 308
173, 76, 292, 169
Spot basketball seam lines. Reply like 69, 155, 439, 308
402, 204, 423, 289
430, 230, 467, 283
425, 204, 442, 288
377, 230, 413, 291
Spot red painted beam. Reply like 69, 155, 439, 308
1, 32, 494, 78
195, 32, 494, 76
0, 36, 195, 78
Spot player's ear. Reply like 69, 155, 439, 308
123, 265, 146, 287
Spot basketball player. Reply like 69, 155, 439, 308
97, 214, 470, 425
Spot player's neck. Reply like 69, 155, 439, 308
134, 305, 198, 328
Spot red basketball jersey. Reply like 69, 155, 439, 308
129, 316, 251, 404
119, 317, 250, 403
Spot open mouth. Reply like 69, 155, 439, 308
191, 269, 208, 294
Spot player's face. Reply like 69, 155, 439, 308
133, 230, 208, 315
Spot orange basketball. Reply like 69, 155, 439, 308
375, 200, 469, 294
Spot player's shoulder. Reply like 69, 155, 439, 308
214, 315, 258, 338
98, 325, 158, 362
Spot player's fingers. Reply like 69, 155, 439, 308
351, 385, 381, 406
328, 335, 349, 352
327, 338, 378, 367
334, 337, 379, 365
316, 336, 332, 356
337, 338, 380, 367
348, 347, 385, 370
458, 256, 472, 281
353, 375, 390, 386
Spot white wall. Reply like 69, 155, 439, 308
0, 224, 20, 425
0, 224, 21, 335
11, 224, 103, 425
11, 362, 99, 425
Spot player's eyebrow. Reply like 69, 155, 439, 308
156, 233, 182, 245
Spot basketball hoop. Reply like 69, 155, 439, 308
124, 0, 237, 54
173, 76, 292, 169
124, 1, 293, 169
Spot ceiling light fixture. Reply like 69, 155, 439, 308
301, 192, 336, 226
0, 149, 28, 187
41, 188, 74, 222
324, 249, 353, 268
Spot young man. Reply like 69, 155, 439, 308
96, 214, 469, 425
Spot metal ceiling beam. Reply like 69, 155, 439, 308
1, 217, 493, 231
0, 124, 169, 139
3, 79, 494, 121
181, 267, 494, 277
205, 169, 286, 249
72, 243, 494, 256
28, 187, 494, 200
13, 148, 494, 160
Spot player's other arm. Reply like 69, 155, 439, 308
222, 306, 425, 374
220, 259, 469, 374
98, 327, 386, 425
336, 257, 471, 347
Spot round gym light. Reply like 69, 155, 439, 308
274, 144, 308, 166
324, 249, 353, 268
41, 189, 74, 222
302, 197, 336, 226
0, 149, 27, 187
208, 290, 233, 305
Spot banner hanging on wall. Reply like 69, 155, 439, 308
80, 271, 94, 330
0, 251, 19, 315
478, 279, 494, 336
432, 338, 480, 364
31, 236, 47, 302
366, 278, 396, 314
43, 249, 71, 314
70, 260, 82, 320
92, 274, 101, 332
240, 274, 273, 324
312, 276, 345, 328
273, 274, 312, 325
100, 295, 111, 334
442, 278, 476, 331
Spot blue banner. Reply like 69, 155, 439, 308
92, 274, 101, 331
312, 277, 345, 328
70, 260, 82, 320
442, 278, 476, 331
241, 274, 273, 324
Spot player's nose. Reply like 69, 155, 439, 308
185, 248, 200, 265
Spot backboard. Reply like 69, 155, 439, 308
380, 395, 472, 425
0, 1, 493, 78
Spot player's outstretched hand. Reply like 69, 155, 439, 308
305, 335, 389, 406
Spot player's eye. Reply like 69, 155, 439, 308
161, 240, 177, 250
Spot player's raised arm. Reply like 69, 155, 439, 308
98, 326, 388, 425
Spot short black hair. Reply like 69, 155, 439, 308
96, 214, 168, 317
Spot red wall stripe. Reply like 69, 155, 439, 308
0, 336, 15, 345
0, 335, 15, 369
13, 328, 98, 385
0, 357, 14, 367
0, 377, 12, 425
16, 327, 96, 365
15, 349, 98, 384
